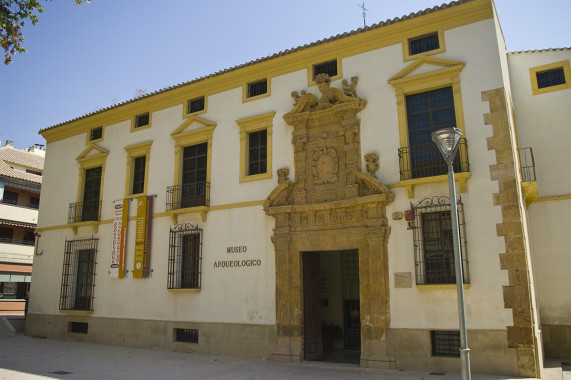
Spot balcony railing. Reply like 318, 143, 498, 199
0, 199, 39, 209
68, 200, 102, 223
166, 182, 210, 211
0, 238, 34, 246
399, 138, 469, 180
518, 147, 536, 182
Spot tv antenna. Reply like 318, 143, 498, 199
358, 2, 368, 28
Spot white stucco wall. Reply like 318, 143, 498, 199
508, 49, 571, 325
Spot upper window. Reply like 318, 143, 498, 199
409, 33, 439, 56
401, 87, 468, 179
236, 112, 274, 183
411, 196, 469, 286
59, 237, 98, 311
124, 141, 152, 198
313, 59, 338, 80
133, 112, 151, 131
529, 60, 571, 95
168, 224, 202, 290
2, 190, 18, 205
248, 130, 267, 176
26, 169, 42, 176
187, 96, 205, 115
88, 126, 103, 142
403, 31, 445, 61
247, 79, 267, 98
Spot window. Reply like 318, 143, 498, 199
529, 60, 571, 95
124, 141, 152, 197
313, 59, 338, 79
2, 190, 18, 205
236, 112, 274, 183
402, 87, 467, 179
174, 328, 199, 343
59, 238, 98, 311
248, 79, 267, 98
431, 330, 460, 357
180, 143, 208, 208
168, 224, 202, 290
0, 227, 13, 242
80, 166, 102, 222
536, 68, 565, 89
248, 130, 267, 176
133, 112, 151, 130
89, 127, 103, 142
411, 196, 468, 285
69, 322, 89, 334
30, 196, 40, 209
403, 31, 445, 61
132, 156, 146, 194
23, 230, 35, 244
187, 96, 205, 114
26, 169, 42, 176
388, 57, 469, 198
409, 33, 439, 56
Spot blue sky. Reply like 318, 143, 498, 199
0, 0, 569, 150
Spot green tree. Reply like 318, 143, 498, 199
0, 0, 89, 65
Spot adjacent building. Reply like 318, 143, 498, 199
0, 140, 44, 315
26, 0, 570, 377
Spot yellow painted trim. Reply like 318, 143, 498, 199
75, 144, 108, 219
306, 57, 343, 86
183, 95, 208, 118
40, 0, 492, 144
68, 221, 99, 236
402, 29, 446, 62
236, 112, 275, 183
529, 60, 571, 96
242, 77, 271, 103
171, 118, 217, 192
535, 194, 571, 203
123, 141, 153, 198
209, 200, 265, 211
521, 181, 538, 209
167, 288, 201, 293
166, 206, 209, 224
388, 172, 471, 199
417, 284, 470, 290
130, 112, 152, 132
86, 126, 104, 144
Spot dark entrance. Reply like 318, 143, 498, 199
302, 250, 360, 364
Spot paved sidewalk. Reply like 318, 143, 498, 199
0, 334, 545, 380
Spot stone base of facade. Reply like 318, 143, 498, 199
543, 324, 571, 359
388, 328, 519, 376
25, 313, 276, 360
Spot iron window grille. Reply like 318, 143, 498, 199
59, 238, 98, 311
174, 328, 199, 343
135, 112, 150, 128
69, 322, 89, 334
409, 32, 440, 56
247, 79, 267, 98
166, 183, 210, 210
399, 139, 469, 180
518, 147, 536, 182
132, 156, 146, 194
89, 127, 102, 141
536, 67, 566, 89
248, 129, 267, 175
168, 224, 202, 290
411, 196, 469, 285
313, 59, 338, 79
187, 96, 205, 114
431, 330, 460, 357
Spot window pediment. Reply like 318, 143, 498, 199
76, 144, 109, 167
388, 57, 465, 89
171, 116, 217, 139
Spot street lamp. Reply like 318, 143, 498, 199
432, 127, 471, 380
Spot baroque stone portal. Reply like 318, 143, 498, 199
265, 74, 395, 368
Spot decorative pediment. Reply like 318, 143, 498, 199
76, 144, 109, 165
388, 57, 465, 88
264, 179, 294, 212
171, 116, 217, 137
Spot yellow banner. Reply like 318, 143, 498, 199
133, 196, 153, 279
118, 198, 129, 279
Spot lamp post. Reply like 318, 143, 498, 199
432, 127, 471, 380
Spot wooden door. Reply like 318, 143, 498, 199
303, 253, 323, 361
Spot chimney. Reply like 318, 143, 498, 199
5, 140, 13, 147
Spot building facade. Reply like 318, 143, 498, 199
0, 140, 44, 315
27, 0, 570, 377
